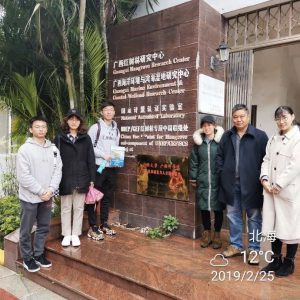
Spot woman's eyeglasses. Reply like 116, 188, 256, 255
275, 116, 289, 122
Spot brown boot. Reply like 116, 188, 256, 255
212, 231, 222, 249
201, 230, 212, 248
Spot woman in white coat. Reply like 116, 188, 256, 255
260, 106, 300, 277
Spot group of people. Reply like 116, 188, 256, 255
16, 100, 300, 278
17, 101, 119, 273
190, 104, 300, 278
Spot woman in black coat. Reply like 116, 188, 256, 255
54, 109, 95, 247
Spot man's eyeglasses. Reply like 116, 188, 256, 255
102, 107, 115, 112
32, 126, 47, 129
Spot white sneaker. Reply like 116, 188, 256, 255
71, 235, 81, 247
61, 235, 71, 247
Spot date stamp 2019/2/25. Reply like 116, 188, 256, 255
211, 270, 274, 282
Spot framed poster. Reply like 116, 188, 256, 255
137, 155, 189, 201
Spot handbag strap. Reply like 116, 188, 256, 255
93, 122, 120, 148
57, 134, 61, 150
52, 134, 61, 167
94, 123, 101, 147
52, 144, 58, 166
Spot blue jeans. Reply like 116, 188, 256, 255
226, 183, 262, 251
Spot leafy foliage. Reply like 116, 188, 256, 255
0, 195, 20, 235
84, 24, 106, 119
146, 215, 179, 239
0, 0, 159, 139
52, 197, 61, 218
0, 155, 18, 197
146, 227, 164, 239
0, 155, 19, 236
162, 214, 179, 234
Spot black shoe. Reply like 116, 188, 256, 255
261, 254, 282, 272
23, 257, 40, 272
34, 253, 52, 268
275, 257, 295, 277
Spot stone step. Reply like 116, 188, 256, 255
10, 223, 300, 299
16, 259, 144, 300
4, 209, 120, 273
45, 231, 177, 299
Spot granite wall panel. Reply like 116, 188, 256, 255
115, 192, 142, 215
142, 196, 176, 219
162, 1, 199, 28
109, 0, 224, 239
175, 201, 196, 227
127, 213, 160, 228
115, 173, 129, 193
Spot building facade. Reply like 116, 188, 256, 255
109, 0, 300, 238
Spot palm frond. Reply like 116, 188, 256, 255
145, 0, 159, 14
24, 3, 41, 33
13, 73, 39, 117
84, 25, 106, 113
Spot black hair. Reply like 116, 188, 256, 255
29, 116, 48, 127
274, 106, 294, 119
100, 101, 115, 110
61, 115, 87, 134
232, 104, 249, 115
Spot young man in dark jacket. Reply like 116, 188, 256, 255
87, 101, 120, 238
216, 104, 268, 264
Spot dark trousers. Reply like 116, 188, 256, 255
87, 167, 116, 227
201, 210, 223, 232
19, 200, 52, 261
272, 238, 298, 259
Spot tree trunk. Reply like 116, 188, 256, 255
79, 0, 86, 113
35, 8, 43, 54
58, 0, 77, 109
100, 0, 109, 97
61, 24, 77, 109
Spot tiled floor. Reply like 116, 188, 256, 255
0, 265, 65, 300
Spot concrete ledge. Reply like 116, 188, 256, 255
4, 228, 20, 272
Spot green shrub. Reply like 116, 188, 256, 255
146, 215, 179, 239
0, 196, 20, 235
162, 214, 179, 234
0, 155, 18, 197
146, 227, 164, 239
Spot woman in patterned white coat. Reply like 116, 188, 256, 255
260, 106, 300, 277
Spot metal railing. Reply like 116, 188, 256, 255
226, 0, 300, 51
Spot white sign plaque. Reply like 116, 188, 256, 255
198, 74, 224, 116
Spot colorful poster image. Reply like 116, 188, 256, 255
137, 155, 189, 201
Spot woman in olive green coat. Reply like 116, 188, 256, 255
189, 115, 224, 249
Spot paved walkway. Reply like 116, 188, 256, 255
0, 265, 65, 300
